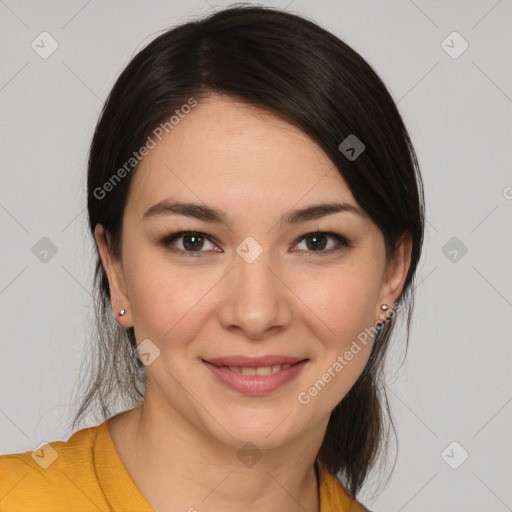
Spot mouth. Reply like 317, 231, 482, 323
201, 357, 309, 395
203, 358, 308, 375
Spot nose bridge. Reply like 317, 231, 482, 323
217, 239, 292, 338
236, 246, 275, 300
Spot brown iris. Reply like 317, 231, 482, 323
304, 233, 327, 251
182, 233, 205, 251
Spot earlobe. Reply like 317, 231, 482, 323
94, 224, 132, 327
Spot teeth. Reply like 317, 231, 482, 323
227, 364, 292, 375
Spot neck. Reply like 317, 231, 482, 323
109, 385, 326, 512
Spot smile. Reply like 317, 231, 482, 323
226, 363, 291, 375
202, 359, 309, 395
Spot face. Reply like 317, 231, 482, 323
95, 95, 410, 451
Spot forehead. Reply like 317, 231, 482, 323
125, 96, 358, 220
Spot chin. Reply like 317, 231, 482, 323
203, 407, 307, 453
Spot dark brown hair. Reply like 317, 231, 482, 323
73, 4, 425, 500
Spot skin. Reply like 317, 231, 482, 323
94, 95, 412, 512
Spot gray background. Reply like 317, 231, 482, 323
1, 1, 511, 510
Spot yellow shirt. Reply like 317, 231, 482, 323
0, 420, 368, 511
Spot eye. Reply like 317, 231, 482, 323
160, 231, 220, 256
159, 230, 351, 258
293, 232, 350, 256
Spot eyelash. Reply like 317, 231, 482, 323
158, 230, 351, 258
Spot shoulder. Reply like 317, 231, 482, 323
0, 422, 108, 511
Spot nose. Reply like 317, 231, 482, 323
216, 249, 293, 341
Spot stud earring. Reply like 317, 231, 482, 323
380, 304, 389, 311
118, 309, 126, 317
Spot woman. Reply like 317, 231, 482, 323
0, 5, 424, 511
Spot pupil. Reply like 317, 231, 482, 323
184, 234, 203, 251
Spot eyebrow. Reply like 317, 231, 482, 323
142, 200, 365, 226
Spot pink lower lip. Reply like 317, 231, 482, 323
202, 360, 308, 395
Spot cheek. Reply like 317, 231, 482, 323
297, 267, 379, 398
123, 250, 220, 340
299, 265, 380, 342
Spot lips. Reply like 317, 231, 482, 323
202, 358, 309, 395
204, 355, 307, 368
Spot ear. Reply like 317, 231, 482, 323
94, 224, 132, 327
375, 232, 413, 324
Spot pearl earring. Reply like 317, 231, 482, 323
118, 309, 126, 317
380, 304, 389, 311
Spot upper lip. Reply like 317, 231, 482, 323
203, 355, 308, 368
